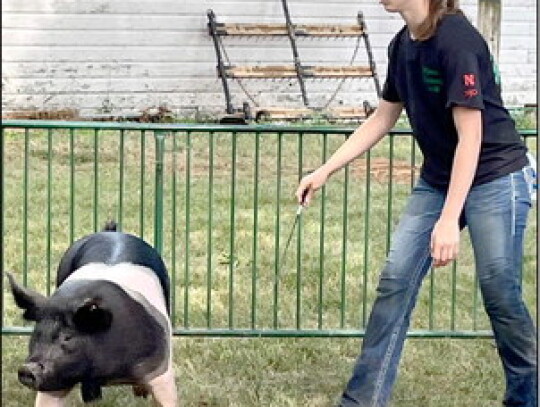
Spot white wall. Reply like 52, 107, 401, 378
1, 0, 536, 119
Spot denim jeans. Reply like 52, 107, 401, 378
339, 168, 537, 407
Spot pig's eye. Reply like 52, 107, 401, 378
60, 334, 75, 353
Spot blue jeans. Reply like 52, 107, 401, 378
339, 168, 537, 407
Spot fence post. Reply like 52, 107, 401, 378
154, 131, 166, 254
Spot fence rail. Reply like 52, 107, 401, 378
1, 120, 537, 338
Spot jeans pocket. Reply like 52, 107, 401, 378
468, 174, 512, 211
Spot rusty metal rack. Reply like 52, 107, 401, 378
207, 8, 381, 123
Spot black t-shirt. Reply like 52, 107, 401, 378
382, 14, 527, 189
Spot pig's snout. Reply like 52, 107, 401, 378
18, 362, 44, 389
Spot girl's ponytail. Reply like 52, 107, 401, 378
446, 0, 461, 12
416, 0, 463, 41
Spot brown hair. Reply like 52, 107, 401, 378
416, 0, 463, 41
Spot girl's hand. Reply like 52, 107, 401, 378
295, 168, 329, 206
430, 218, 460, 268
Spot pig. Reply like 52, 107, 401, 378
7, 221, 177, 407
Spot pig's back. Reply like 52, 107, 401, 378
56, 232, 170, 313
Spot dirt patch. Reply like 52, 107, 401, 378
351, 157, 419, 184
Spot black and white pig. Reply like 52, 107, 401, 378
7, 222, 177, 407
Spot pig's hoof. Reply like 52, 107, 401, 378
81, 381, 102, 402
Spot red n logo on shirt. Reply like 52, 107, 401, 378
463, 74, 476, 87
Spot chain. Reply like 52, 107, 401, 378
321, 34, 362, 109
217, 34, 260, 107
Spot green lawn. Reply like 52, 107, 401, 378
1, 125, 536, 406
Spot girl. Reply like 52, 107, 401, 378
296, 1, 537, 406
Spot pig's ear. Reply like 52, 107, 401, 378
73, 298, 113, 333
6, 273, 46, 321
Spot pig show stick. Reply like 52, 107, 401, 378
274, 204, 304, 302
276, 186, 308, 277
273, 185, 309, 325
279, 205, 304, 269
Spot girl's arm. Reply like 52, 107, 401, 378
431, 106, 482, 267
296, 99, 404, 205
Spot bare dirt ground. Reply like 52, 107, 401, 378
351, 157, 419, 184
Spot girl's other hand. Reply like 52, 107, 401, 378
430, 218, 460, 267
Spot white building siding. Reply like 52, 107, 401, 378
1, 0, 536, 118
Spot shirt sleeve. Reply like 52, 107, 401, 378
381, 38, 401, 103
443, 50, 484, 110
382, 67, 401, 102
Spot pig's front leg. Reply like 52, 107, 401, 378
35, 390, 70, 407
147, 364, 177, 407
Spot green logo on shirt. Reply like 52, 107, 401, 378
422, 66, 443, 93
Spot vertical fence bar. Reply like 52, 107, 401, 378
451, 261, 457, 330
318, 133, 327, 330
47, 129, 53, 296
184, 131, 192, 328
229, 131, 237, 329
429, 268, 435, 330
154, 131, 165, 254
171, 132, 177, 323
1, 127, 5, 328
207, 132, 214, 329
296, 133, 303, 330
410, 137, 416, 190
274, 132, 283, 328
525, 136, 537, 284
523, 135, 535, 284
386, 134, 394, 253
341, 136, 350, 328
23, 128, 29, 286
362, 149, 371, 327
69, 128, 75, 244
140, 130, 146, 238
473, 274, 479, 330
252, 132, 260, 329
118, 130, 125, 228
93, 129, 99, 233
0, 127, 3, 329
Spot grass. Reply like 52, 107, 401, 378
1, 124, 537, 406
1, 336, 507, 406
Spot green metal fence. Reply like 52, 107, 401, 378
1, 120, 537, 338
